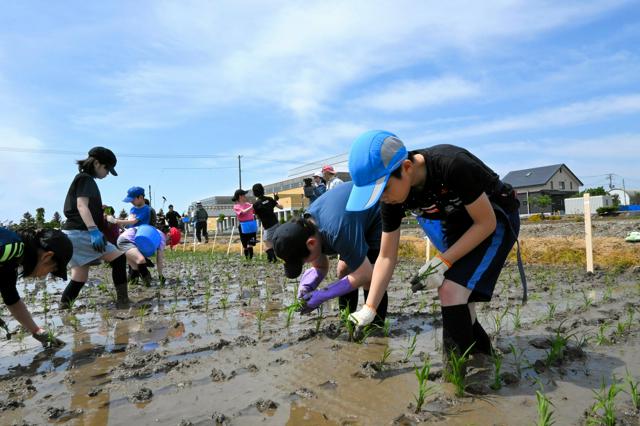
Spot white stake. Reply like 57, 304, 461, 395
425, 238, 432, 262
260, 224, 264, 259
210, 228, 218, 254
584, 193, 594, 273
226, 223, 235, 256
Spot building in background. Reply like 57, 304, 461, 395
502, 164, 583, 215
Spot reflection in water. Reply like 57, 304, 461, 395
64, 316, 131, 426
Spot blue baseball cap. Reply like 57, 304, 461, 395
346, 130, 408, 211
123, 186, 145, 203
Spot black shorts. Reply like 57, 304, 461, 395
239, 231, 256, 248
440, 210, 519, 302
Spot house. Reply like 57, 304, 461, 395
502, 164, 583, 215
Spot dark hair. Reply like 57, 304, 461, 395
252, 183, 265, 198
290, 216, 318, 259
144, 198, 150, 205
76, 156, 98, 177
168, 204, 174, 209
16, 229, 45, 277
390, 151, 415, 179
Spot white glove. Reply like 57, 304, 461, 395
410, 255, 451, 292
349, 304, 376, 327
106, 215, 118, 224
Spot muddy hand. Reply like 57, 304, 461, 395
349, 304, 376, 327
409, 255, 451, 292
32, 329, 65, 348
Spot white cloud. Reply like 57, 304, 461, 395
418, 93, 640, 142
354, 77, 480, 112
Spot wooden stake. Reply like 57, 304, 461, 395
210, 228, 218, 254
425, 238, 432, 262
260, 224, 264, 259
226, 224, 235, 256
583, 193, 594, 273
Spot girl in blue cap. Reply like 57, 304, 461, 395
347, 131, 524, 369
60, 147, 130, 309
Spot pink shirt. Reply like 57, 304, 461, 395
233, 202, 255, 222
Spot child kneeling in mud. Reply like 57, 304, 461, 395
116, 225, 167, 286
347, 130, 524, 370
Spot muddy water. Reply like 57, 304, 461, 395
1, 253, 639, 425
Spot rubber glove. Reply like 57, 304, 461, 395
300, 276, 355, 314
88, 226, 106, 252
409, 254, 451, 292
349, 304, 376, 327
297, 268, 325, 299
32, 329, 65, 348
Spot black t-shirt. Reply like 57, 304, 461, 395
381, 145, 500, 238
165, 211, 181, 227
0, 228, 23, 306
252, 197, 278, 229
62, 172, 105, 232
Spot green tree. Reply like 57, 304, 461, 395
50, 211, 63, 228
532, 194, 553, 217
19, 211, 36, 230
578, 186, 607, 196
35, 207, 46, 227
119, 208, 128, 219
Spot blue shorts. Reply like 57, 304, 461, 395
420, 210, 519, 302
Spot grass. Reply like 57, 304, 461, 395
339, 306, 355, 341
444, 344, 474, 397
379, 346, 392, 371
413, 359, 435, 413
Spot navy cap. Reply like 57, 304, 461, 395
272, 221, 312, 279
88, 147, 118, 176
346, 130, 407, 211
123, 186, 145, 203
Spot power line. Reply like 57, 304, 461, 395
0, 146, 233, 159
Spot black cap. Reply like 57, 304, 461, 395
272, 221, 312, 278
232, 189, 248, 202
38, 229, 73, 281
88, 146, 118, 176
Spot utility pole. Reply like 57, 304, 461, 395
623, 179, 627, 205
606, 173, 614, 190
148, 185, 152, 206
238, 155, 242, 189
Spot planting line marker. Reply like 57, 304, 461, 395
192, 222, 197, 252
583, 193, 594, 273
260, 224, 264, 259
425, 238, 432, 262
226, 223, 235, 256
210, 229, 218, 254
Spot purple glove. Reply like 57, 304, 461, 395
297, 268, 326, 299
300, 276, 356, 314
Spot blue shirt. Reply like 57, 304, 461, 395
306, 182, 382, 271
128, 205, 151, 228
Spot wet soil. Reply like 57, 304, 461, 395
1, 245, 639, 425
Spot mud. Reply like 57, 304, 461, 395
1, 235, 639, 424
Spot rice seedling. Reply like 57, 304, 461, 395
545, 302, 557, 322
444, 344, 474, 397
511, 304, 522, 330
284, 299, 304, 328
595, 323, 609, 346
492, 305, 509, 334
413, 359, 435, 413
42, 291, 50, 321
382, 318, 391, 337
355, 324, 376, 344
204, 285, 212, 312
589, 378, 621, 426
256, 309, 265, 336
68, 315, 80, 332
509, 344, 525, 379
137, 305, 149, 324
219, 296, 229, 310
625, 369, 639, 410
603, 284, 613, 303
490, 349, 503, 390
404, 333, 418, 362
339, 306, 355, 341
379, 346, 392, 371
545, 324, 574, 367
535, 388, 555, 426
314, 305, 324, 334
581, 289, 593, 309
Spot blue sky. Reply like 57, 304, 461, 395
1, 1, 639, 222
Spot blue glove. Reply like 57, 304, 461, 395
300, 276, 355, 314
88, 226, 106, 252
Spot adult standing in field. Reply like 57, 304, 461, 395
312, 172, 327, 202
271, 182, 388, 325
165, 205, 182, 229
232, 189, 257, 260
347, 131, 523, 369
60, 147, 130, 309
0, 227, 71, 348
251, 183, 283, 263
194, 202, 209, 244
322, 165, 343, 191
